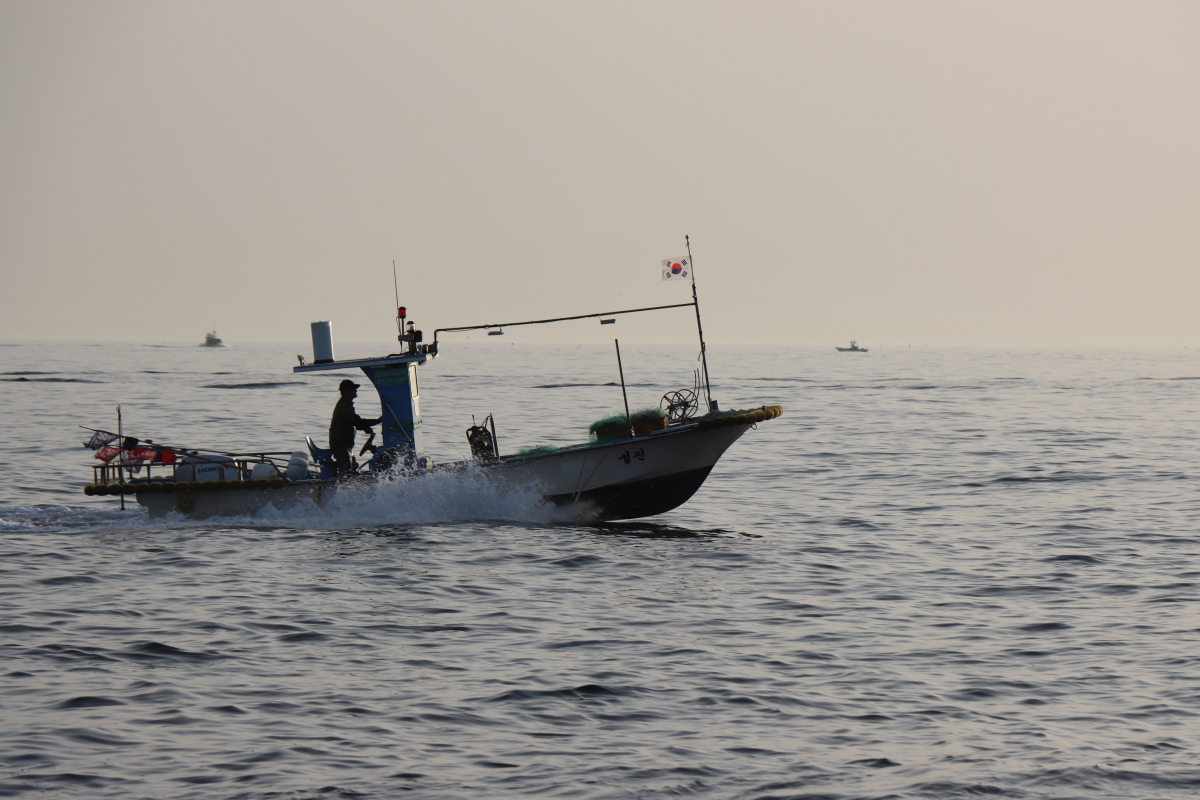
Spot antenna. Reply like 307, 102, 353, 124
392, 260, 402, 335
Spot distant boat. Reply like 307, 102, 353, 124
202, 331, 224, 347
836, 340, 868, 352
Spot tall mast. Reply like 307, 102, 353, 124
686, 235, 715, 411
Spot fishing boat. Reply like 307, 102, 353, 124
203, 331, 224, 347
83, 245, 783, 521
836, 340, 867, 352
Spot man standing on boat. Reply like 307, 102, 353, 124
329, 379, 381, 476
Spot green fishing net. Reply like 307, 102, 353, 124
588, 408, 667, 442
515, 444, 561, 456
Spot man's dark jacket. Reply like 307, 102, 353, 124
329, 397, 379, 450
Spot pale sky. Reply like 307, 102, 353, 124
2, 1, 1197, 347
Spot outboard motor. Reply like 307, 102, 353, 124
466, 415, 497, 460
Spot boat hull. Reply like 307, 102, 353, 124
136, 480, 332, 519
135, 421, 756, 522
492, 422, 751, 519
547, 464, 713, 519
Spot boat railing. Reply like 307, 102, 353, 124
89, 451, 294, 488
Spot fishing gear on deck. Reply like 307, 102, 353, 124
466, 415, 497, 460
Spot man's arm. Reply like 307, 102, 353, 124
354, 414, 383, 432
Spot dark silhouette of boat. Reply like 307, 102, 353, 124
87, 296, 784, 521
202, 331, 224, 347
83, 240, 786, 522
836, 340, 868, 352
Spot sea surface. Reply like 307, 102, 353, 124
1, 340, 1199, 799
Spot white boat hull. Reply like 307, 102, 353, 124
135, 419, 761, 522
490, 421, 752, 518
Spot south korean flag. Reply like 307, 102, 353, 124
661, 257, 690, 281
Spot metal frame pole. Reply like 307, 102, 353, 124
614, 339, 634, 438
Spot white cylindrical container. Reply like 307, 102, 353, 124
311, 321, 334, 363
250, 462, 279, 480
286, 450, 310, 481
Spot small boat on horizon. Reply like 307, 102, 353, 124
202, 331, 224, 347
836, 340, 868, 352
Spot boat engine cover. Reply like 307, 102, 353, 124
176, 455, 238, 482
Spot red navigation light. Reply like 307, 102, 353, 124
397, 307, 407, 318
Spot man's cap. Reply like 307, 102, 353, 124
339, 379, 360, 392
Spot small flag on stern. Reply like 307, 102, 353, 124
661, 257, 690, 281
124, 447, 158, 474
94, 445, 121, 463
127, 447, 158, 463
84, 430, 119, 450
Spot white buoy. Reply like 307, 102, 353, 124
311, 321, 334, 363
286, 450, 310, 480
250, 461, 280, 480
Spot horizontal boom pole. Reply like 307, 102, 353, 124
432, 302, 696, 344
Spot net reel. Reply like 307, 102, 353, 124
660, 389, 698, 421
661, 368, 703, 422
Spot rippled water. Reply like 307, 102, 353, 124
2, 341, 1199, 799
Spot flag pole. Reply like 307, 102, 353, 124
116, 405, 125, 511
686, 235, 715, 412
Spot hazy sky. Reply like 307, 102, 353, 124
2, 1, 1197, 347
